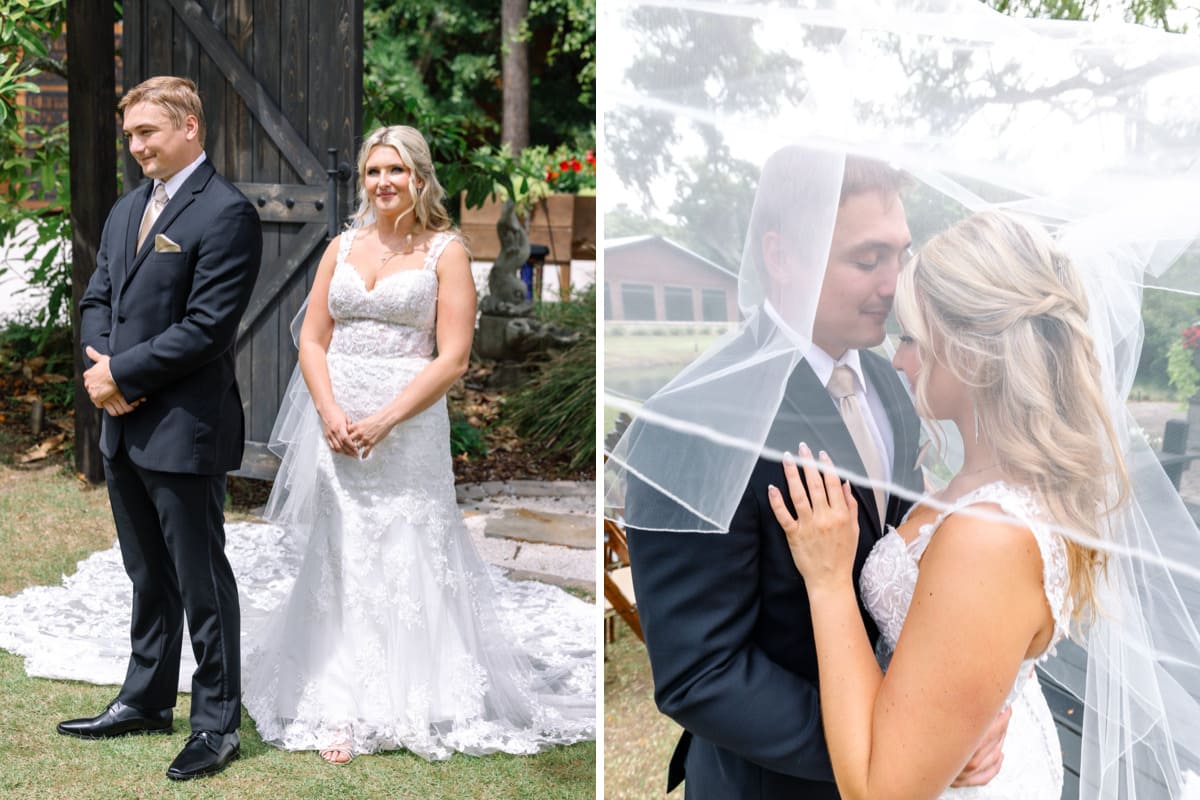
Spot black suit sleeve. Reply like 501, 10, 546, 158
109, 201, 261, 400
627, 483, 835, 781
79, 208, 118, 362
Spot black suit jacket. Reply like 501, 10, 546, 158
79, 160, 262, 475
626, 319, 924, 800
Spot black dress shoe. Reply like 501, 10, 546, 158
56, 700, 173, 739
166, 730, 240, 781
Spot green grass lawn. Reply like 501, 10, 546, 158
0, 458, 595, 800
603, 629, 681, 800
603, 327, 726, 369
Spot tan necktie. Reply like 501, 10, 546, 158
827, 364, 886, 521
137, 183, 169, 251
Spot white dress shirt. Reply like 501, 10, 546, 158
155, 151, 208, 204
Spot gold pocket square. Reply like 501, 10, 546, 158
154, 234, 182, 253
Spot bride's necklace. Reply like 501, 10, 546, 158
957, 461, 1000, 478
378, 233, 414, 264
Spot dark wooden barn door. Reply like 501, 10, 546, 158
121, 0, 362, 477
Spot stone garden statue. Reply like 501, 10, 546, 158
476, 200, 581, 373
480, 200, 535, 316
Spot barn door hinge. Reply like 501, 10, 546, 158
325, 148, 353, 239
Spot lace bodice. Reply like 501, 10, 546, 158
861, 481, 1072, 707
326, 228, 454, 359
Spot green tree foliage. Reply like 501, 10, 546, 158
362, 0, 595, 210
604, 8, 805, 267
0, 0, 70, 334
1166, 339, 1200, 402
988, 0, 1191, 30
1141, 253, 1200, 394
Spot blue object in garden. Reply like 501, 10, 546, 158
523, 243, 550, 301
520, 262, 534, 299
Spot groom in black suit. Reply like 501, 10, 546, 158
62, 76, 260, 781
625, 152, 1005, 798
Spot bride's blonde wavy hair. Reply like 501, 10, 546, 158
895, 210, 1129, 623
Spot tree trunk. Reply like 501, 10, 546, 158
501, 0, 529, 154
67, 2, 117, 483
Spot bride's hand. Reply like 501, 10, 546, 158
319, 405, 357, 456
347, 412, 393, 459
767, 442, 859, 591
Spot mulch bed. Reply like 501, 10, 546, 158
1, 358, 593, 507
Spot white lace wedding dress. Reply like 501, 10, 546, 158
0, 228, 595, 762
861, 481, 1067, 799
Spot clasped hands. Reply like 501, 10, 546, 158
320, 404, 392, 459
83, 346, 143, 416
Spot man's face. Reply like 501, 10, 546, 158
122, 102, 201, 182
812, 190, 911, 358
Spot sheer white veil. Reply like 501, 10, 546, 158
602, 1, 1200, 795
262, 216, 369, 527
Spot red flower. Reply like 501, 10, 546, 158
559, 160, 570, 171
547, 169, 560, 181
570, 159, 582, 172
585, 150, 595, 166
1184, 324, 1200, 349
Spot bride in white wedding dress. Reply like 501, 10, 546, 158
769, 211, 1123, 799
244, 125, 594, 764
0, 125, 594, 766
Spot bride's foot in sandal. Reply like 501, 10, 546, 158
319, 747, 354, 764
320, 728, 354, 764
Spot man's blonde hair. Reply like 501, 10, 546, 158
119, 76, 206, 145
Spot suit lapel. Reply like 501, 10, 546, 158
118, 183, 154, 291
772, 359, 885, 538
120, 161, 214, 293
861, 351, 922, 526
861, 352, 917, 483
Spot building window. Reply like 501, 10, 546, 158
604, 282, 612, 320
664, 286, 694, 321
701, 288, 727, 321
622, 283, 656, 321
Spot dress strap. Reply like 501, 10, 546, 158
423, 231, 461, 272
911, 482, 1012, 559
337, 227, 357, 267
913, 481, 1073, 647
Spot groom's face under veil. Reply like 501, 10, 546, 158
810, 190, 911, 359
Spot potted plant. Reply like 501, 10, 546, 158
459, 143, 596, 264
1167, 322, 1200, 403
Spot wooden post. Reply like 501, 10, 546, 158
1163, 418, 1190, 490
67, 1, 118, 483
